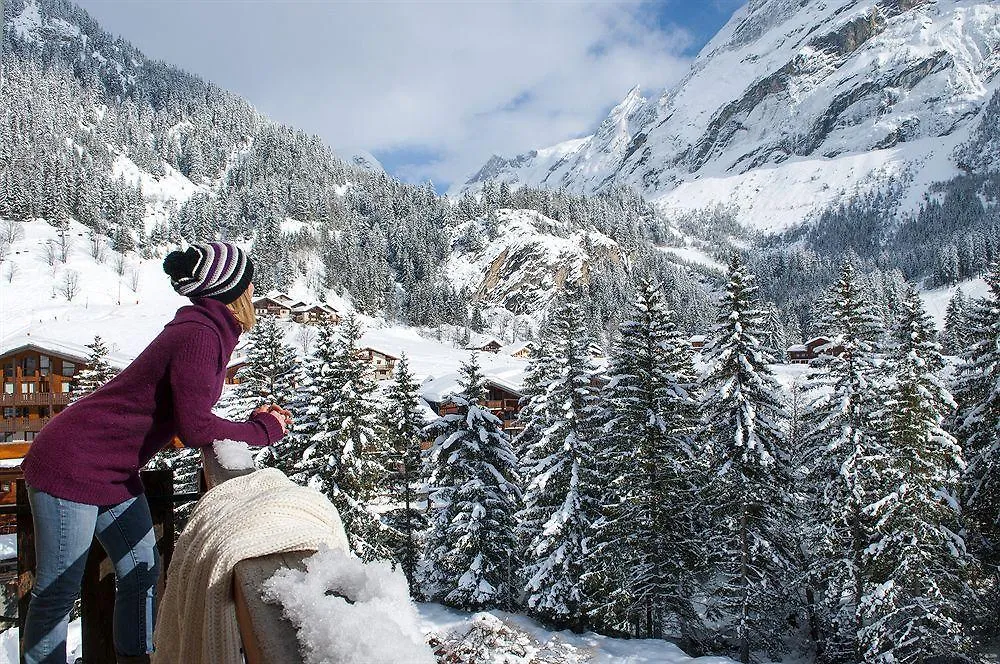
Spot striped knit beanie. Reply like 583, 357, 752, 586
162, 242, 255, 305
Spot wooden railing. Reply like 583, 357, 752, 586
201, 451, 307, 664
0, 392, 72, 407
0, 417, 51, 434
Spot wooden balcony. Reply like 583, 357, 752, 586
485, 399, 520, 411
0, 417, 51, 434
0, 392, 71, 407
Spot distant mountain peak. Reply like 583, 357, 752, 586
458, 0, 1000, 232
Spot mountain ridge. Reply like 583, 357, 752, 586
456, 0, 1000, 232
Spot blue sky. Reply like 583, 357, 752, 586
74, 0, 745, 191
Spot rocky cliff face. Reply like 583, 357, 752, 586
457, 0, 1000, 231
446, 210, 622, 315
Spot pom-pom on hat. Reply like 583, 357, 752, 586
162, 242, 254, 305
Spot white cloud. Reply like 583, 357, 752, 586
76, 0, 694, 188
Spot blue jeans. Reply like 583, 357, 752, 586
23, 487, 159, 664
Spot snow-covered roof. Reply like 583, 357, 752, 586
689, 335, 707, 343
788, 344, 807, 352
420, 370, 525, 404
503, 341, 534, 355
0, 458, 23, 469
361, 347, 400, 361
0, 333, 132, 369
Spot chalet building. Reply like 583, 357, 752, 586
506, 342, 534, 359
292, 304, 341, 326
690, 335, 707, 351
787, 336, 846, 364
226, 358, 247, 385
429, 378, 525, 437
358, 348, 399, 381
0, 338, 97, 443
468, 340, 502, 354
252, 296, 292, 320
0, 443, 30, 533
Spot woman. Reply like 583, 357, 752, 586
20, 242, 290, 664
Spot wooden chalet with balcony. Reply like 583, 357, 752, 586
253, 296, 293, 320
787, 336, 846, 364
0, 337, 99, 442
291, 303, 341, 326
358, 347, 399, 380
426, 376, 525, 436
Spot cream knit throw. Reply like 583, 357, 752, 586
152, 468, 349, 664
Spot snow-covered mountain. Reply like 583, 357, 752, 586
456, 0, 1000, 231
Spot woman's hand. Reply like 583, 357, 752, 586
254, 404, 293, 434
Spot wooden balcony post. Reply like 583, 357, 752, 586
16, 479, 35, 646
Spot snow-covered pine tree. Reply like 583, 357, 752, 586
72, 335, 118, 400
941, 287, 970, 357
698, 255, 794, 664
956, 265, 1000, 612
803, 260, 888, 662
225, 314, 299, 418
218, 313, 298, 466
381, 353, 429, 594
588, 280, 701, 641
420, 353, 521, 611
761, 302, 789, 363
517, 291, 603, 632
295, 315, 391, 561
857, 283, 975, 662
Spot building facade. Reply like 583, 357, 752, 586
1, 343, 88, 442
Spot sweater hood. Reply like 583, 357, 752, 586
165, 297, 243, 356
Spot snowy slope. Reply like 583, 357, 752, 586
458, 0, 1000, 232
919, 277, 990, 328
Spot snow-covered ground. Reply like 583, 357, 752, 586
419, 603, 738, 664
0, 620, 81, 664
920, 278, 990, 329
0, 218, 528, 391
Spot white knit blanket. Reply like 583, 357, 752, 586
152, 468, 349, 664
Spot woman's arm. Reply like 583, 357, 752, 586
168, 327, 285, 448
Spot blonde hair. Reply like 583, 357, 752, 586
226, 287, 256, 332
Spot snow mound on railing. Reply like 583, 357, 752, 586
262, 547, 435, 664
212, 439, 255, 470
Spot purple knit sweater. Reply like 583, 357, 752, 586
23, 298, 284, 506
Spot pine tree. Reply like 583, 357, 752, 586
941, 288, 970, 356
588, 280, 701, 640
956, 265, 1000, 613
420, 354, 521, 611
218, 313, 298, 465
381, 354, 428, 595
858, 284, 975, 661
72, 336, 118, 400
803, 260, 888, 662
517, 293, 602, 632
294, 316, 391, 561
698, 255, 793, 663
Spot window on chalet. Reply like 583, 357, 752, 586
2, 360, 13, 378
3, 383, 12, 395
3, 408, 13, 418
62, 361, 76, 377
1, 482, 10, 493
21, 383, 35, 394
21, 356, 37, 375
39, 355, 50, 376
61, 383, 71, 393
